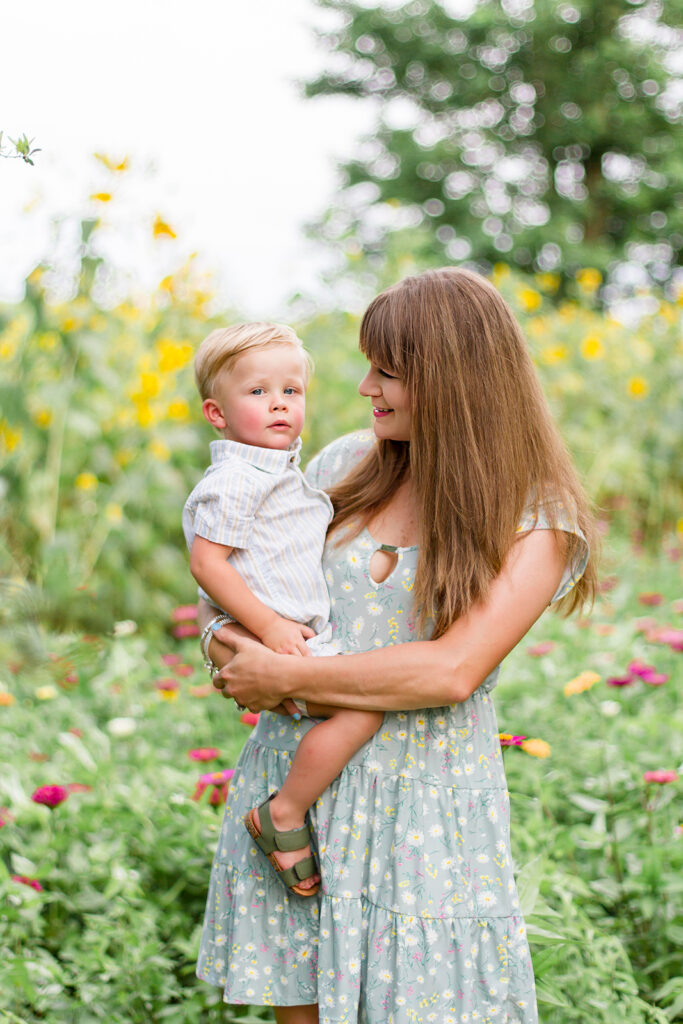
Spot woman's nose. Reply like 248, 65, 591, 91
358, 369, 378, 396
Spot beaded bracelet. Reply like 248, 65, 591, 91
200, 614, 232, 676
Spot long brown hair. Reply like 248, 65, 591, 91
328, 267, 598, 638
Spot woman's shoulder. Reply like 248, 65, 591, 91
517, 496, 589, 604
304, 430, 375, 491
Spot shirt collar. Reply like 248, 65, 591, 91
209, 436, 302, 473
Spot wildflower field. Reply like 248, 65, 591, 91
0, 208, 681, 1022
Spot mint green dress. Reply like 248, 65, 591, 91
196, 431, 588, 1024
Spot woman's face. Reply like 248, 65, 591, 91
358, 362, 411, 442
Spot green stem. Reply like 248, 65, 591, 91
42, 352, 78, 552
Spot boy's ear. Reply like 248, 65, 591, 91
202, 398, 228, 430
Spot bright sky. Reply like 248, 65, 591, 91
1, 0, 375, 315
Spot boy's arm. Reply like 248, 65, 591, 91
189, 535, 314, 656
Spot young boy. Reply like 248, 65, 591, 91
183, 323, 383, 896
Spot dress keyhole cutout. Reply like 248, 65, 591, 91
369, 544, 399, 584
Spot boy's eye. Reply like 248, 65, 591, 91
284, 387, 298, 395
250, 388, 265, 395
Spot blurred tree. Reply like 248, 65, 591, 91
307, 0, 682, 293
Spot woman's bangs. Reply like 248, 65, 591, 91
359, 300, 405, 377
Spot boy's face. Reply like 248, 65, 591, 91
204, 343, 307, 450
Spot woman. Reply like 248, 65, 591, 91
196, 267, 596, 1024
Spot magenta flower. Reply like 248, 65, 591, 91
527, 641, 555, 657
174, 664, 194, 677
191, 768, 235, 804
240, 711, 260, 726
161, 653, 182, 666
606, 675, 634, 687
187, 747, 220, 762
31, 785, 69, 809
171, 604, 198, 622
627, 659, 656, 678
643, 770, 678, 785
499, 734, 526, 747
11, 875, 43, 892
654, 628, 683, 652
638, 592, 663, 606
172, 623, 200, 639
640, 671, 669, 686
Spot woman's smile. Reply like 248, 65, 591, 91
359, 363, 411, 440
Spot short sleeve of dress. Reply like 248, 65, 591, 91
516, 499, 589, 603
304, 429, 376, 492
184, 461, 264, 550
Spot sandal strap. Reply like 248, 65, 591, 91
277, 856, 317, 889
258, 795, 312, 853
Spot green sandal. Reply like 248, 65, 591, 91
244, 794, 320, 898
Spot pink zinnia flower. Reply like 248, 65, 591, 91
31, 785, 69, 808
499, 733, 526, 747
174, 664, 194, 677
171, 604, 198, 622
527, 641, 555, 656
156, 678, 180, 700
640, 671, 669, 686
627, 659, 656, 678
654, 627, 683, 652
191, 768, 235, 804
638, 592, 663, 606
172, 623, 200, 639
161, 653, 182, 666
598, 576, 618, 593
643, 770, 678, 785
11, 875, 43, 892
240, 711, 260, 726
189, 684, 213, 698
606, 675, 633, 687
187, 747, 220, 762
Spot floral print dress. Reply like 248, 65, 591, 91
196, 431, 588, 1024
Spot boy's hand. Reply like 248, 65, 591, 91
260, 617, 316, 657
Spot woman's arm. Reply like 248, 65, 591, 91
213, 528, 567, 712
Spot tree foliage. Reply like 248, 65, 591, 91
307, 0, 683, 292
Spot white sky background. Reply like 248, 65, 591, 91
1, 0, 376, 315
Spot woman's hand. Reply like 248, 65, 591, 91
212, 635, 291, 714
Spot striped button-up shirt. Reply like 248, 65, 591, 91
182, 437, 334, 636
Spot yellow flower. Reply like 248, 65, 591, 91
576, 268, 602, 292
0, 339, 18, 360
581, 334, 604, 360
627, 376, 649, 399
541, 345, 569, 364
149, 438, 170, 461
94, 152, 129, 173
32, 409, 52, 428
0, 691, 16, 706
521, 738, 551, 759
0, 421, 22, 452
36, 685, 58, 701
90, 192, 112, 203
75, 472, 98, 491
518, 287, 542, 313
135, 402, 155, 428
139, 372, 162, 399
156, 338, 194, 373
153, 215, 177, 239
167, 397, 190, 421
114, 448, 134, 467
535, 272, 560, 293
37, 331, 60, 350
564, 670, 601, 697
492, 263, 510, 284
105, 503, 123, 524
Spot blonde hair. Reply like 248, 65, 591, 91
194, 322, 312, 400
328, 267, 598, 638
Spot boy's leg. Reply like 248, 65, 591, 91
251, 708, 384, 890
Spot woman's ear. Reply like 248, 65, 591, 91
202, 398, 228, 430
